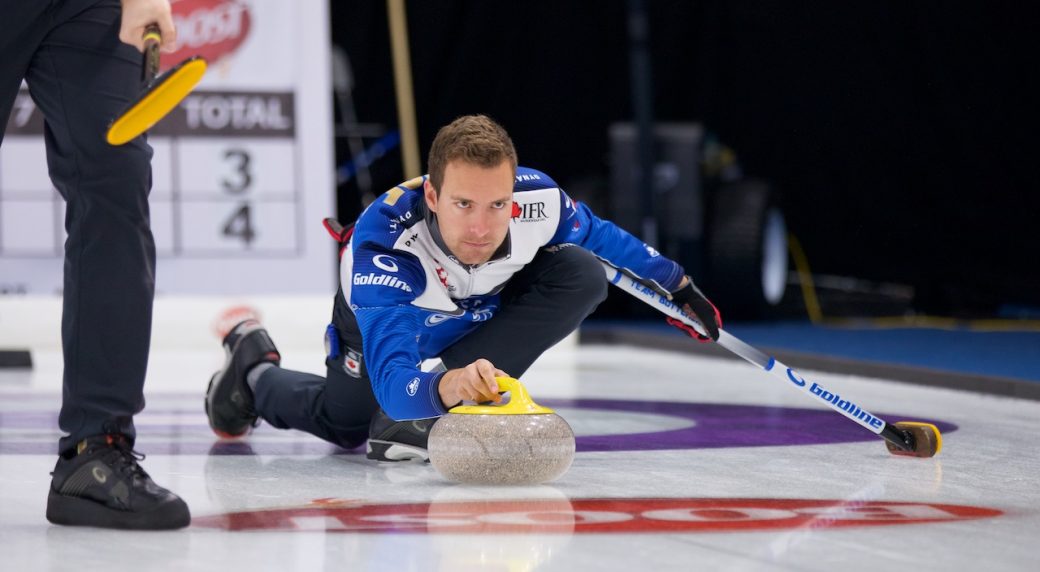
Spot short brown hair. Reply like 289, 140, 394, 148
427, 114, 518, 193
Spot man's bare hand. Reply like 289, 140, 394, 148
119, 0, 177, 53
437, 359, 508, 407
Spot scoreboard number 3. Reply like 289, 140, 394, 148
221, 148, 253, 194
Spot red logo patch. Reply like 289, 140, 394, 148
511, 201, 521, 219
163, 0, 252, 69
191, 498, 1002, 533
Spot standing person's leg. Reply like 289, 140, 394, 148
440, 245, 608, 375
26, 0, 187, 529
0, 1, 51, 145
29, 0, 154, 453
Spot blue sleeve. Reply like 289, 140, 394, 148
353, 305, 449, 420
549, 191, 685, 292
349, 244, 445, 419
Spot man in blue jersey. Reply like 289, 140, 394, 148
204, 114, 721, 461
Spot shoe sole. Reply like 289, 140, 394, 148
205, 371, 253, 439
46, 490, 190, 530
366, 439, 429, 462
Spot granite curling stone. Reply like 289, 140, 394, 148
428, 377, 575, 485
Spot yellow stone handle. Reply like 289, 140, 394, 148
447, 376, 555, 415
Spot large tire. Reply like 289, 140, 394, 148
707, 179, 788, 319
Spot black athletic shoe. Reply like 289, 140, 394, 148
46, 434, 190, 530
205, 319, 280, 438
366, 409, 437, 462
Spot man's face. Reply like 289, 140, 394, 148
425, 159, 514, 265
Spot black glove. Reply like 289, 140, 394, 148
666, 277, 722, 342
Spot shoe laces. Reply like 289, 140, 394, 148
96, 435, 148, 480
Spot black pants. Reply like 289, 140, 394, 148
253, 246, 608, 449
1, 0, 155, 453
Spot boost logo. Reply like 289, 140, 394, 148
163, 0, 252, 68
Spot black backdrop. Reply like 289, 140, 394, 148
331, 1, 1040, 317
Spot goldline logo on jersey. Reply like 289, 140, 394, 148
373, 254, 399, 272
406, 377, 420, 396
353, 273, 412, 292
355, 254, 411, 290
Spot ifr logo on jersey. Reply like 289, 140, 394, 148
406, 377, 420, 396
511, 201, 548, 222
373, 254, 399, 272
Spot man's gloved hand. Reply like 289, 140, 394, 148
666, 277, 722, 342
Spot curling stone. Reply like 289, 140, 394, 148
428, 377, 575, 485
885, 421, 943, 458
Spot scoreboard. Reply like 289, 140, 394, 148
0, 0, 336, 296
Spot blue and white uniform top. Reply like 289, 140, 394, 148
342, 166, 685, 420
